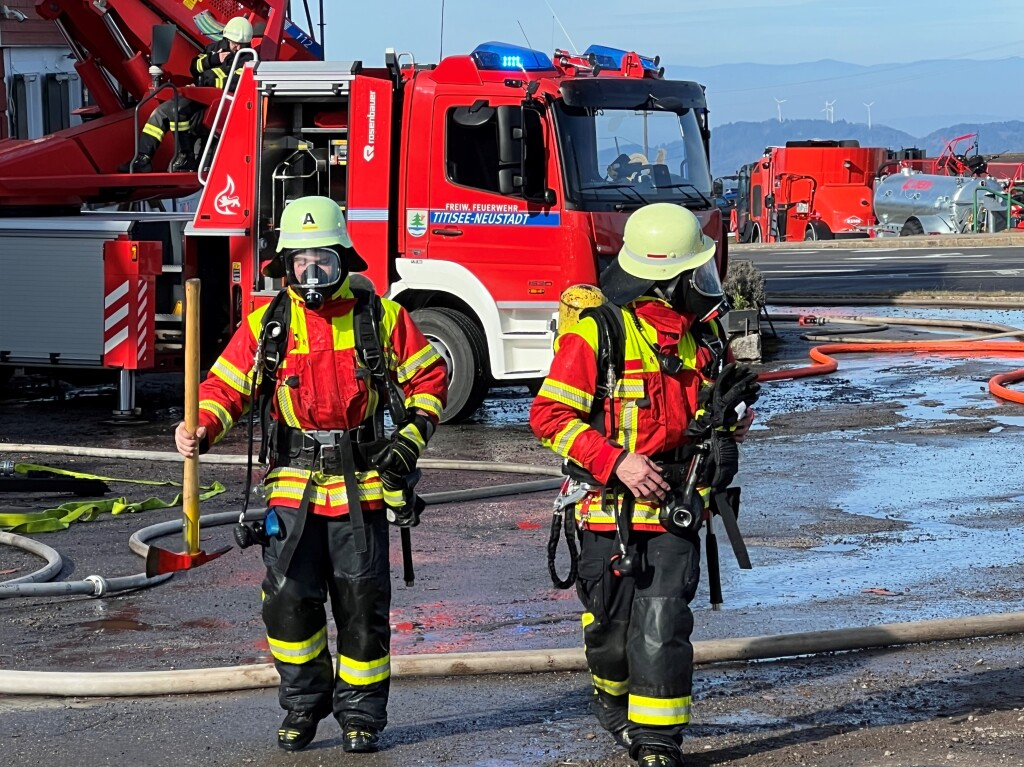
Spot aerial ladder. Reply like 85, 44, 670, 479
0, 1, 320, 209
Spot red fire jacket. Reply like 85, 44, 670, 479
197, 279, 447, 517
530, 298, 722, 532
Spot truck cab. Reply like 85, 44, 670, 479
193, 42, 722, 421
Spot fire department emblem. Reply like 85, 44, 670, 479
215, 175, 242, 216
407, 209, 428, 237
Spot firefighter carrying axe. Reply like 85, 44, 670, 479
146, 279, 231, 577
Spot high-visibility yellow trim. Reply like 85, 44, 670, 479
396, 343, 441, 383
552, 420, 588, 457
328, 311, 356, 351
593, 674, 629, 697
618, 400, 640, 451
628, 693, 691, 725
337, 653, 391, 685
268, 626, 327, 665
407, 393, 442, 418
199, 399, 233, 442
538, 379, 593, 413
142, 123, 165, 141
275, 385, 302, 427
398, 422, 426, 453
581, 611, 595, 629
210, 357, 252, 394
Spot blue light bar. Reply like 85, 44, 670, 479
583, 44, 659, 72
471, 42, 554, 72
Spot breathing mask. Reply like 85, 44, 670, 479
654, 258, 729, 322
284, 247, 345, 310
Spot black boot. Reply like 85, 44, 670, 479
170, 151, 199, 172
118, 154, 152, 173
277, 710, 323, 752
341, 723, 381, 753
636, 747, 684, 767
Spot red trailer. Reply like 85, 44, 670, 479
733, 140, 888, 242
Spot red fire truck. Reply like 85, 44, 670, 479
0, 4, 724, 422
733, 140, 888, 243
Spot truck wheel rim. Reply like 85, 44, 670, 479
424, 334, 455, 385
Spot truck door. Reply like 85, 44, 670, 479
422, 95, 561, 305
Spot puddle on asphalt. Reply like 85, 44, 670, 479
79, 617, 151, 632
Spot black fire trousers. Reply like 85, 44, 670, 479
261, 506, 392, 730
138, 99, 206, 158
576, 528, 701, 754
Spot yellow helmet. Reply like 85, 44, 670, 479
272, 195, 367, 280
222, 16, 253, 44
278, 196, 352, 251
601, 203, 717, 305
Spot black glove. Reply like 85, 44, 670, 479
689, 362, 761, 435
371, 413, 435, 478
380, 470, 424, 528
372, 431, 419, 477
701, 432, 739, 490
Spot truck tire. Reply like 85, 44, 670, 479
900, 219, 924, 237
805, 221, 834, 241
411, 307, 489, 424
749, 225, 761, 243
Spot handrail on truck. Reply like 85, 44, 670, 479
131, 82, 182, 173
198, 47, 259, 186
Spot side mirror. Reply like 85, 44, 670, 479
496, 106, 523, 165
151, 24, 177, 68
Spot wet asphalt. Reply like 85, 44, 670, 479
3, 305, 1024, 766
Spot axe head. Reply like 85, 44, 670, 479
145, 544, 232, 578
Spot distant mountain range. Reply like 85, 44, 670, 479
709, 119, 1024, 178
669, 57, 1024, 136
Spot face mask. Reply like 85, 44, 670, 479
286, 248, 346, 310
654, 260, 729, 322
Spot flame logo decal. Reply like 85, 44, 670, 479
215, 175, 241, 216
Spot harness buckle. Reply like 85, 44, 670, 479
300, 429, 349, 474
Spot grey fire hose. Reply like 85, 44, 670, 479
3, 610, 1024, 696
0, 447, 561, 599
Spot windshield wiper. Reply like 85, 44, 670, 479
578, 183, 651, 208
652, 183, 713, 207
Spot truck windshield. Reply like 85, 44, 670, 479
554, 102, 712, 210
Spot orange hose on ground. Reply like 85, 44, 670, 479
758, 341, 1024, 404
990, 369, 1024, 404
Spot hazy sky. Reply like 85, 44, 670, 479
308, 0, 1023, 68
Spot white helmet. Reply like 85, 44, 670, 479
222, 16, 253, 44
601, 203, 718, 305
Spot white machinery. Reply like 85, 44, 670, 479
873, 169, 1009, 237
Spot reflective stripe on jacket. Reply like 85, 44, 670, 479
530, 297, 721, 532
196, 277, 447, 517
190, 41, 254, 90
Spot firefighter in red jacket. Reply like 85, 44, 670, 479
174, 196, 447, 753
530, 203, 759, 767
125, 16, 255, 173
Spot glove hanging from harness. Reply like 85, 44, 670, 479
702, 432, 739, 491
689, 362, 761, 434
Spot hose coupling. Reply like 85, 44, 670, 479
798, 315, 827, 326
84, 574, 110, 597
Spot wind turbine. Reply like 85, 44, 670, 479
822, 99, 836, 124
863, 101, 874, 130
773, 97, 787, 123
